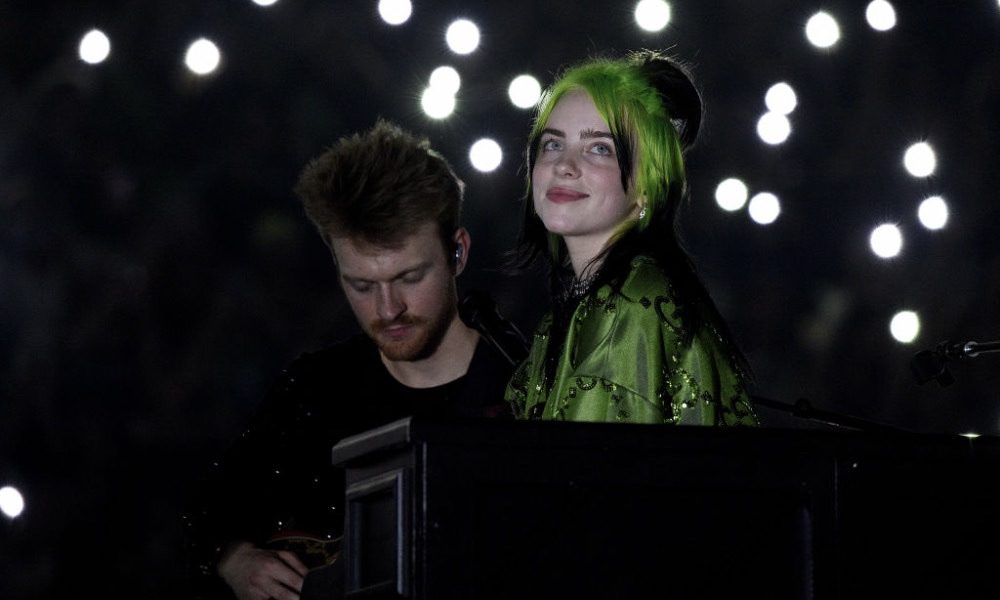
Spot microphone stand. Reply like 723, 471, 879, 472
911, 339, 1000, 387
458, 290, 530, 368
751, 395, 910, 434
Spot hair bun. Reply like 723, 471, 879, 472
631, 50, 703, 150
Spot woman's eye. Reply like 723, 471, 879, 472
541, 139, 562, 152
589, 143, 613, 156
402, 273, 424, 284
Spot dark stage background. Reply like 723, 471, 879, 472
2, 1, 999, 597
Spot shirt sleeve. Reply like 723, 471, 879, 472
182, 356, 321, 594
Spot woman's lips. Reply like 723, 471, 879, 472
546, 187, 588, 203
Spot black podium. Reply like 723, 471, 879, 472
330, 418, 1000, 599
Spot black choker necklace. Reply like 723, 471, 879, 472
559, 271, 598, 302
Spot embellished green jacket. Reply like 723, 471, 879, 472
506, 256, 758, 425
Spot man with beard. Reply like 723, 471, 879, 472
186, 120, 517, 600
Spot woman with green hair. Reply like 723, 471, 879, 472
506, 50, 758, 426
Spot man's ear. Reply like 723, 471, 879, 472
452, 227, 471, 276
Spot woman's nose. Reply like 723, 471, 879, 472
554, 153, 578, 177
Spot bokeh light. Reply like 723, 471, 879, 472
378, 0, 412, 25
251, 0, 279, 6
429, 66, 461, 95
748, 192, 781, 225
446, 19, 480, 55
420, 87, 456, 119
508, 75, 542, 109
634, 0, 671, 32
715, 178, 749, 212
184, 38, 221, 76
765, 82, 797, 115
889, 310, 920, 344
756, 112, 791, 145
903, 142, 937, 177
0, 486, 24, 519
870, 223, 903, 258
806, 11, 841, 48
469, 138, 503, 172
866, 0, 897, 31
79, 29, 111, 64
918, 195, 949, 230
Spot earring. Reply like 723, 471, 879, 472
638, 205, 647, 221
454, 244, 463, 262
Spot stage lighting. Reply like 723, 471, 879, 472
870, 223, 902, 258
756, 112, 791, 145
420, 87, 455, 119
184, 38, 221, 76
903, 142, 936, 177
469, 138, 502, 172
715, 178, 749, 212
429, 66, 461, 95
890, 310, 920, 344
866, 0, 897, 31
918, 195, 949, 230
748, 192, 780, 225
508, 75, 541, 109
446, 19, 480, 55
806, 11, 841, 48
251, 0, 279, 6
765, 82, 797, 115
79, 29, 111, 64
635, 0, 671, 32
0, 486, 24, 519
378, 0, 412, 26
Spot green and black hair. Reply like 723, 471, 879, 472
516, 49, 701, 272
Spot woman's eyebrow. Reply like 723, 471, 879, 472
580, 128, 613, 140
541, 127, 613, 140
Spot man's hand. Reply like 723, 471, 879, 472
218, 541, 309, 600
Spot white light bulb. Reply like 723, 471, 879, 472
378, 0, 412, 25
890, 310, 920, 344
446, 19, 480, 55
748, 192, 781, 225
715, 178, 749, 212
508, 75, 542, 109
79, 29, 111, 64
184, 38, 221, 76
806, 11, 841, 48
903, 142, 936, 178
469, 138, 503, 172
869, 223, 903, 259
634, 0, 671, 32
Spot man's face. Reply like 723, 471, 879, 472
330, 223, 459, 362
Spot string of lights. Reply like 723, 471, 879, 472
2, 1, 999, 596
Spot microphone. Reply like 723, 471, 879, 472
910, 339, 1000, 386
459, 290, 530, 368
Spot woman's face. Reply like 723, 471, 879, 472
532, 89, 636, 257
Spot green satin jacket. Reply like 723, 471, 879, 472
506, 256, 758, 425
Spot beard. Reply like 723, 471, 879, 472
368, 296, 457, 362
